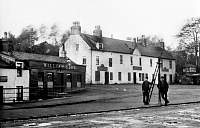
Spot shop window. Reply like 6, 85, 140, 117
66, 73, 72, 88
128, 72, 131, 81
118, 72, 121, 81
110, 72, 113, 80
109, 58, 112, 67
95, 71, 100, 81
77, 74, 82, 88
38, 72, 44, 88
47, 73, 53, 88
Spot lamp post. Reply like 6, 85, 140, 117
158, 57, 162, 105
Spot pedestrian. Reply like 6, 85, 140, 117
142, 76, 151, 105
157, 76, 169, 106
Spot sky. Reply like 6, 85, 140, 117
0, 0, 200, 48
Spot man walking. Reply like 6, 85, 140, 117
157, 76, 169, 106
142, 77, 151, 105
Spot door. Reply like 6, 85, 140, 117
0, 86, 3, 104
66, 73, 72, 91
133, 72, 137, 84
16, 86, 23, 101
164, 74, 167, 81
57, 73, 64, 92
105, 72, 109, 84
169, 74, 172, 84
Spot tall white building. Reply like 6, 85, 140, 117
59, 22, 176, 84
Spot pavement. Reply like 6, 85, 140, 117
1, 84, 200, 122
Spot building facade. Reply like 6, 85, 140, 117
0, 38, 86, 103
59, 22, 176, 84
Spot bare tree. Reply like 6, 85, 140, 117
177, 17, 200, 68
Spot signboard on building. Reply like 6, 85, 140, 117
97, 64, 108, 71
133, 66, 142, 70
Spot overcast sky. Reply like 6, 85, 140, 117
0, 0, 199, 48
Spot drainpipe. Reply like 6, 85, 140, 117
90, 49, 93, 86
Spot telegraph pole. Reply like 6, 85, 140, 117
158, 57, 162, 105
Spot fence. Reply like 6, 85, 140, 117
0, 85, 85, 104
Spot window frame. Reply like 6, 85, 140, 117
109, 58, 112, 67
96, 56, 99, 65
120, 55, 123, 64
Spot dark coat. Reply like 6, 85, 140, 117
157, 80, 169, 92
142, 80, 151, 92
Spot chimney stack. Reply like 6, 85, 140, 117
159, 41, 165, 49
4, 32, 8, 39
141, 35, 147, 47
93, 25, 102, 38
71, 21, 81, 35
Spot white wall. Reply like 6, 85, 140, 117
60, 35, 176, 85
0, 68, 29, 102
161, 59, 176, 83
59, 35, 92, 83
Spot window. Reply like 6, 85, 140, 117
128, 72, 131, 81
38, 72, 44, 81
130, 56, 133, 65
150, 59, 152, 67
142, 73, 144, 81
160, 59, 163, 69
145, 73, 148, 79
120, 55, 123, 64
169, 60, 172, 69
16, 62, 23, 77
99, 43, 103, 49
0, 76, 7, 82
96, 56, 99, 65
83, 57, 86, 64
110, 72, 113, 80
118, 72, 121, 81
47, 72, 54, 88
95, 71, 100, 81
76, 44, 79, 51
139, 58, 142, 66
109, 58, 112, 67
139, 73, 141, 81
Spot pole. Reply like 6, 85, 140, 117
158, 57, 161, 105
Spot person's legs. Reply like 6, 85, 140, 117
164, 92, 169, 105
143, 92, 146, 104
143, 92, 148, 105
146, 92, 149, 105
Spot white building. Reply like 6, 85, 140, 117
59, 22, 176, 84
0, 53, 29, 103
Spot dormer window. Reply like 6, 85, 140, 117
96, 42, 103, 50
99, 43, 103, 50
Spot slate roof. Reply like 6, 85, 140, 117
0, 60, 11, 68
11, 51, 77, 64
80, 34, 174, 60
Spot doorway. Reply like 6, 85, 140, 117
16, 86, 23, 101
105, 72, 109, 84
133, 72, 137, 84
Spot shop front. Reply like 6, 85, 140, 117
28, 60, 86, 100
